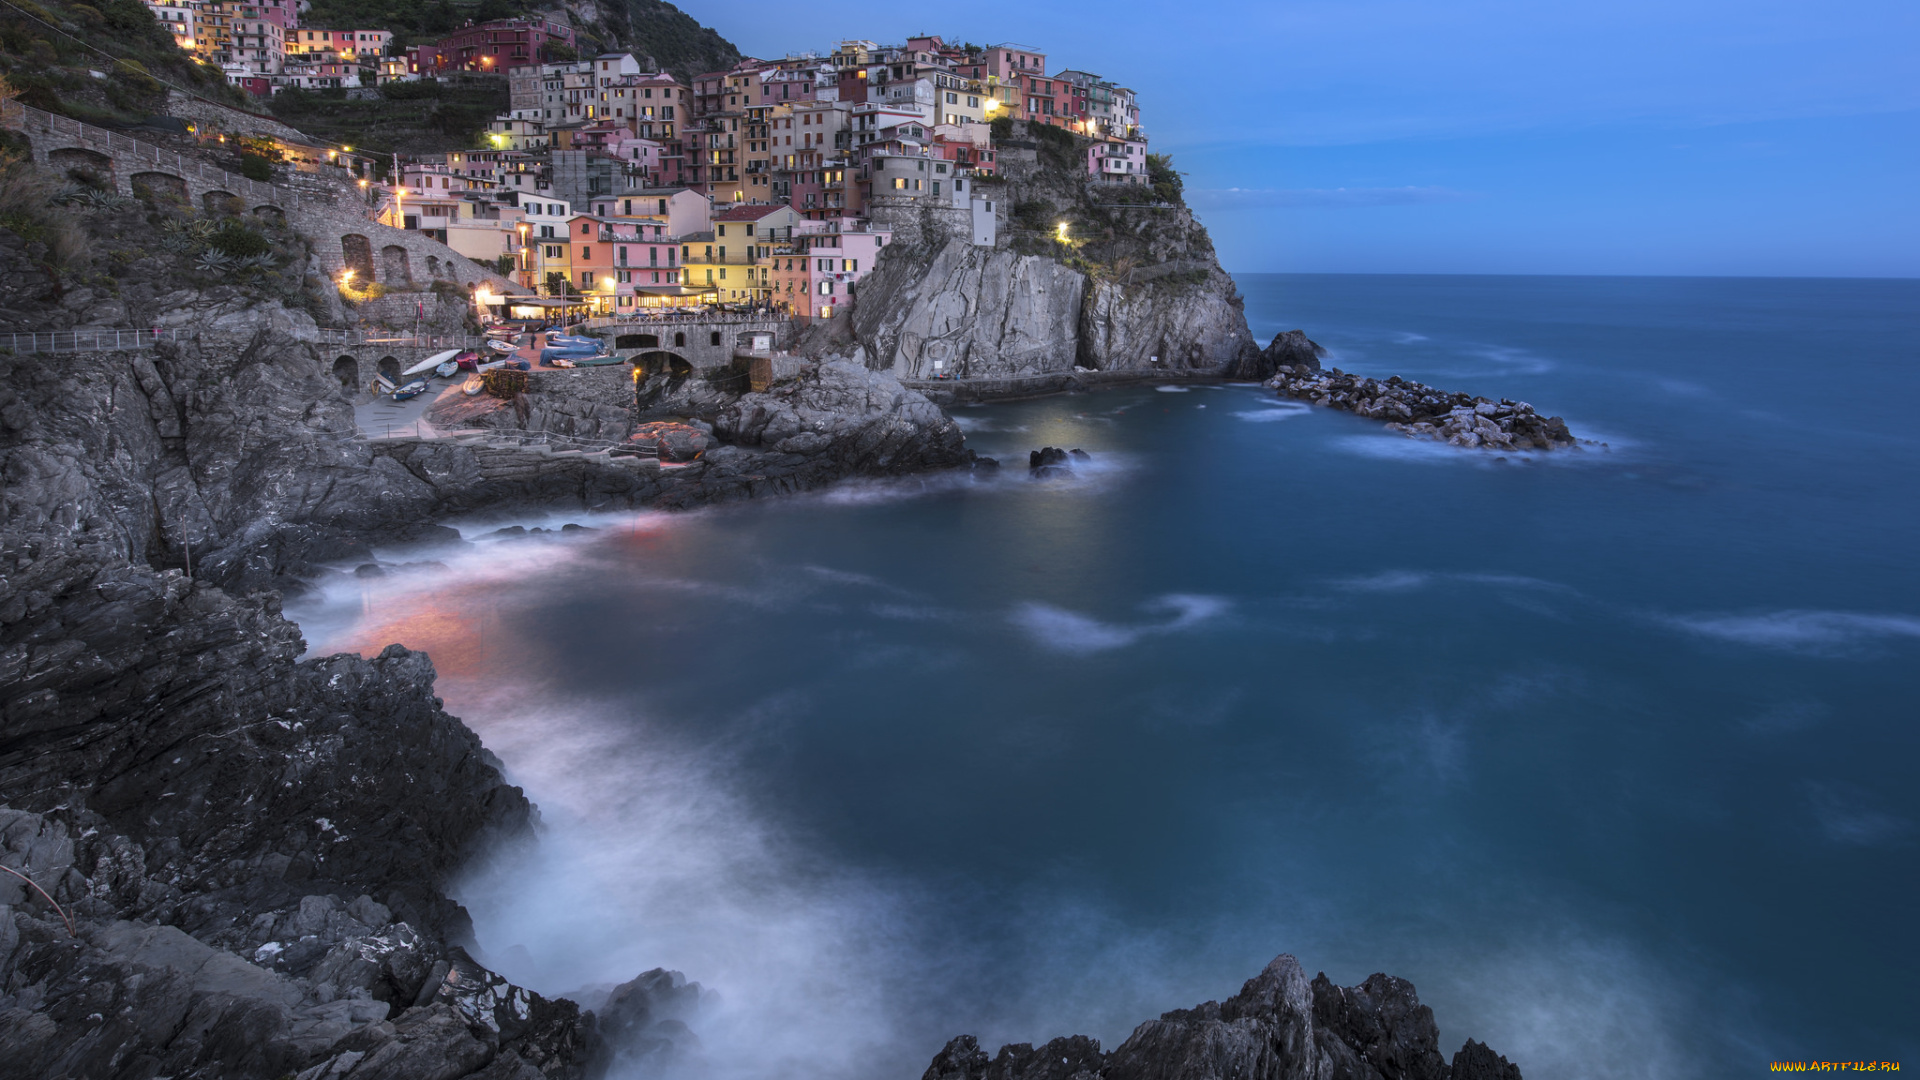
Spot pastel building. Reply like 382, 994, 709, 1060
770, 220, 892, 321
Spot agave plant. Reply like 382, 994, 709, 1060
235, 252, 276, 272
195, 250, 238, 273
49, 184, 89, 206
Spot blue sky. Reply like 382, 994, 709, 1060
703, 0, 1917, 277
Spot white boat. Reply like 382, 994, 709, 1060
401, 349, 462, 376
486, 339, 518, 354
434, 360, 459, 378
476, 359, 507, 372
463, 375, 484, 396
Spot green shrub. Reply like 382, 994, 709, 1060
238, 155, 272, 182
209, 220, 270, 257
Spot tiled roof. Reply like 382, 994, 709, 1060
713, 204, 789, 221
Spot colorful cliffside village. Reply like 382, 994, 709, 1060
136, 2, 1149, 319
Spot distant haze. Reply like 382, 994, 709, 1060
709, 0, 1917, 277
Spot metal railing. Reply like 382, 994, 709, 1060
0, 326, 475, 354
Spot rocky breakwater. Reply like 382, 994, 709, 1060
923, 954, 1523, 1080
1249, 331, 1577, 452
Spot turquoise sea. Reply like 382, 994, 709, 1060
295, 273, 1920, 1080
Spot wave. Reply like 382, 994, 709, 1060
1664, 609, 1920, 654
1154, 385, 1191, 393
1010, 593, 1230, 655
1233, 401, 1314, 423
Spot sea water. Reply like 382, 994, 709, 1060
292, 274, 1920, 1080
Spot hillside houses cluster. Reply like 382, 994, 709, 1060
134, 2, 1153, 319
384, 37, 1150, 318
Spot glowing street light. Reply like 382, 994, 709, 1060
1056, 221, 1070, 243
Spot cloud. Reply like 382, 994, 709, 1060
1187, 186, 1475, 210
1010, 594, 1231, 655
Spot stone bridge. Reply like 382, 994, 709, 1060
2, 100, 523, 298
577, 315, 792, 377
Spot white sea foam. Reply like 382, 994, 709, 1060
1233, 401, 1314, 423
1154, 385, 1191, 393
1010, 593, 1230, 655
1665, 610, 1920, 654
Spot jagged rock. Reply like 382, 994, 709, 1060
1263, 368, 1577, 451
621, 421, 712, 462
712, 359, 970, 472
1030, 446, 1072, 471
593, 967, 709, 1074
1230, 330, 1327, 381
923, 955, 1520, 1080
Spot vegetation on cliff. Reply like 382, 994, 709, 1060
267, 75, 510, 156
0, 0, 244, 125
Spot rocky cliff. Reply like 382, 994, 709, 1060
0, 164, 972, 1079
841, 122, 1258, 389
923, 955, 1522, 1080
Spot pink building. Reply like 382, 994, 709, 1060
770, 219, 892, 322
1086, 138, 1149, 183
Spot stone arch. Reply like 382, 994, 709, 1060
202, 190, 243, 216
48, 147, 112, 187
331, 355, 359, 388
340, 234, 374, 279
672, 331, 686, 348
130, 171, 188, 203
634, 352, 692, 378
379, 245, 411, 285
253, 205, 284, 223
708, 330, 722, 347
376, 355, 401, 382
424, 254, 441, 278
615, 333, 658, 350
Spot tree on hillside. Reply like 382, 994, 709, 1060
1147, 153, 1184, 205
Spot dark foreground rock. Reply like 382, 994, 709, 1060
1265, 366, 1577, 451
923, 954, 1522, 1080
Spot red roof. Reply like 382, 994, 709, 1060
713, 204, 790, 221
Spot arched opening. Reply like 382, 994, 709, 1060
709, 330, 722, 347
341, 234, 374, 279
633, 351, 693, 406
380, 245, 411, 285
130, 171, 187, 204
201, 190, 243, 216
48, 148, 112, 188
376, 355, 402, 382
332, 355, 359, 388
615, 333, 659, 350
253, 205, 285, 223
634, 352, 694, 378
673, 331, 686, 347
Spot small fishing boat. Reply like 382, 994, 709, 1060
486, 339, 518, 354
402, 349, 461, 377
372, 374, 396, 395
476, 359, 507, 372
549, 357, 577, 368
453, 351, 481, 370
392, 378, 430, 400
434, 360, 459, 378
463, 374, 484, 396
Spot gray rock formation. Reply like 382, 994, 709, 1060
712, 359, 970, 471
1230, 330, 1327, 381
1265, 367, 1578, 451
921, 955, 1522, 1080
850, 241, 1087, 380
